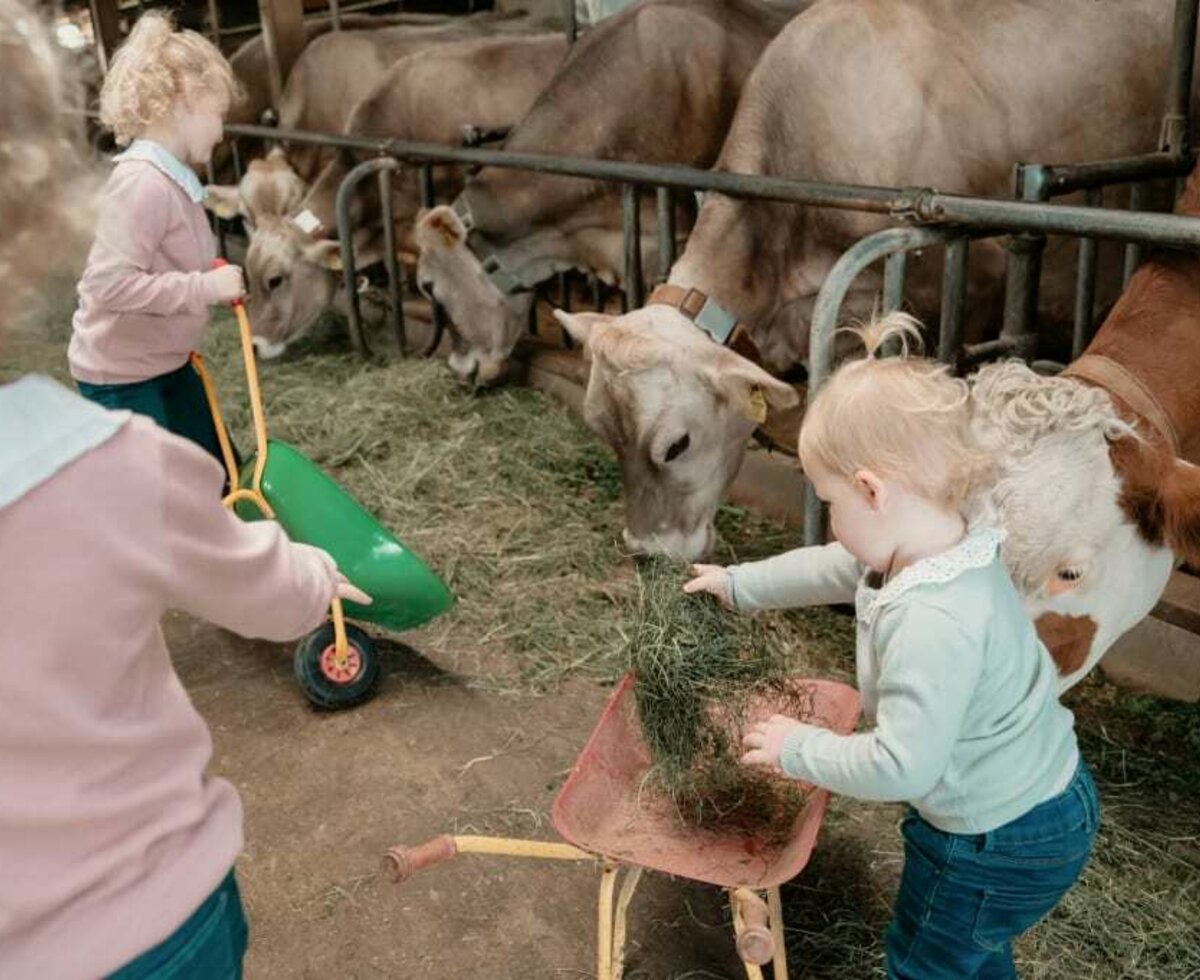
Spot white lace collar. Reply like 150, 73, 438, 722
858, 525, 1005, 622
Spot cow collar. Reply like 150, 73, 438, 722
647, 284, 764, 367
1062, 353, 1182, 457
451, 197, 533, 296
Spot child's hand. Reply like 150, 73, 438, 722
205, 263, 245, 304
336, 574, 372, 606
741, 714, 804, 772
682, 563, 734, 609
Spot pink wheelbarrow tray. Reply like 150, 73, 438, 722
383, 674, 861, 979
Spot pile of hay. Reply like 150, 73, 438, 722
627, 557, 818, 838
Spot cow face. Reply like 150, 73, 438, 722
556, 307, 798, 560
243, 224, 341, 358
970, 361, 1200, 689
414, 206, 532, 385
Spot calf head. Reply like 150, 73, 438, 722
970, 361, 1200, 688
556, 307, 798, 560
415, 205, 533, 385
204, 147, 306, 230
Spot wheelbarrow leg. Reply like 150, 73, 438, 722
730, 888, 773, 980
597, 863, 619, 980
768, 886, 790, 980
611, 866, 643, 980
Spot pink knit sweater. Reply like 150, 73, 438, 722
68, 158, 222, 385
0, 379, 339, 978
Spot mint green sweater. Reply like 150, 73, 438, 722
728, 528, 1079, 834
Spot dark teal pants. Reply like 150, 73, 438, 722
107, 870, 247, 980
76, 360, 237, 467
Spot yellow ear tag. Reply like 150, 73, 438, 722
746, 385, 768, 425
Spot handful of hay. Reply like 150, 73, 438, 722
626, 558, 818, 838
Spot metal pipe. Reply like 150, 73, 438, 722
882, 251, 907, 312
804, 226, 962, 545
565, 0, 577, 44
215, 1, 443, 37
998, 164, 1050, 360
329, 0, 341, 30
216, 123, 1200, 250
623, 184, 644, 311
418, 164, 446, 358
1072, 187, 1103, 359
1034, 151, 1190, 197
231, 138, 244, 183
1123, 181, 1151, 284
336, 158, 395, 358
1161, 0, 1199, 154
938, 236, 969, 365
207, 0, 222, 46
378, 163, 405, 355
655, 187, 676, 285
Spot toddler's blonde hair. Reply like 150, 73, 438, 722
99, 11, 240, 146
798, 312, 991, 510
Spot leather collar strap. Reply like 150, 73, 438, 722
450, 197, 530, 296
1062, 353, 1181, 456
647, 284, 763, 365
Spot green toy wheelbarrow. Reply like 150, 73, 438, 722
194, 260, 453, 710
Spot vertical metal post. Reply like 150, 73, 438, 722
655, 187, 676, 286
1000, 164, 1049, 361
336, 165, 371, 359
1072, 187, 1102, 359
882, 251, 907, 312
1123, 182, 1151, 284
1160, 0, 1199, 154
622, 184, 644, 312
591, 276, 604, 312
565, 0, 578, 44
206, 0, 222, 46
558, 271, 573, 347
938, 237, 969, 365
257, 0, 306, 108
231, 138, 244, 183
329, 0, 342, 30
420, 164, 447, 356
378, 164, 406, 355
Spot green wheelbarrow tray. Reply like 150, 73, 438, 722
234, 439, 453, 632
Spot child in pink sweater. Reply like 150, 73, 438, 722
1, 6, 366, 977
69, 12, 246, 463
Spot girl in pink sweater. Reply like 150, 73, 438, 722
68, 13, 245, 463
1, 5, 366, 977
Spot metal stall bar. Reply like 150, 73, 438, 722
656, 187, 676, 285
329, 0, 342, 31
565, 0, 578, 44
882, 252, 907, 312
1073, 187, 1103, 359
418, 165, 447, 357
378, 163, 405, 354
1161, 0, 1199, 155
804, 226, 975, 545
1124, 181, 1152, 284
623, 184, 644, 311
939, 236, 970, 365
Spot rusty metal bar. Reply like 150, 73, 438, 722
378, 163, 405, 355
1072, 187, 1103, 359
623, 184, 644, 311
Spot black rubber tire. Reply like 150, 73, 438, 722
293, 622, 380, 711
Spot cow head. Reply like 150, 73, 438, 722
969, 361, 1200, 688
414, 205, 534, 385
555, 306, 798, 559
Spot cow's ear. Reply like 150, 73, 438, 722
204, 184, 241, 220
703, 351, 800, 424
415, 206, 466, 250
1162, 458, 1200, 566
300, 238, 343, 272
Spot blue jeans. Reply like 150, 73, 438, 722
886, 761, 1099, 979
108, 870, 248, 980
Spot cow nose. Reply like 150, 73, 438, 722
622, 524, 713, 562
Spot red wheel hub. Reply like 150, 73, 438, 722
319, 643, 362, 684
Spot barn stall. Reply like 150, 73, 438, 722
10, 0, 1200, 976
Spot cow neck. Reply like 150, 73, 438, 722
450, 194, 532, 297
1062, 354, 1182, 458
646, 283, 764, 367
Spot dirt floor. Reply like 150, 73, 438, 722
6, 282, 1200, 979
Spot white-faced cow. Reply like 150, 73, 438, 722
557, 0, 1196, 560
414, 0, 796, 385
209, 34, 567, 358
968, 162, 1200, 690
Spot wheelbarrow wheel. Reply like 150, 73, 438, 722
294, 622, 381, 710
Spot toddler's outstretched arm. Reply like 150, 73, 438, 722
684, 542, 861, 613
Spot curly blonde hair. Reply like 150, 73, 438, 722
99, 11, 240, 146
1, 0, 99, 330
799, 313, 992, 511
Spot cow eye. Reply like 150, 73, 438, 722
266, 274, 285, 292
664, 433, 691, 463
1057, 567, 1082, 582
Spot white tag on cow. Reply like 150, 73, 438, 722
292, 209, 323, 236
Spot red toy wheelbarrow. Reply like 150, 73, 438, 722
382, 675, 861, 978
